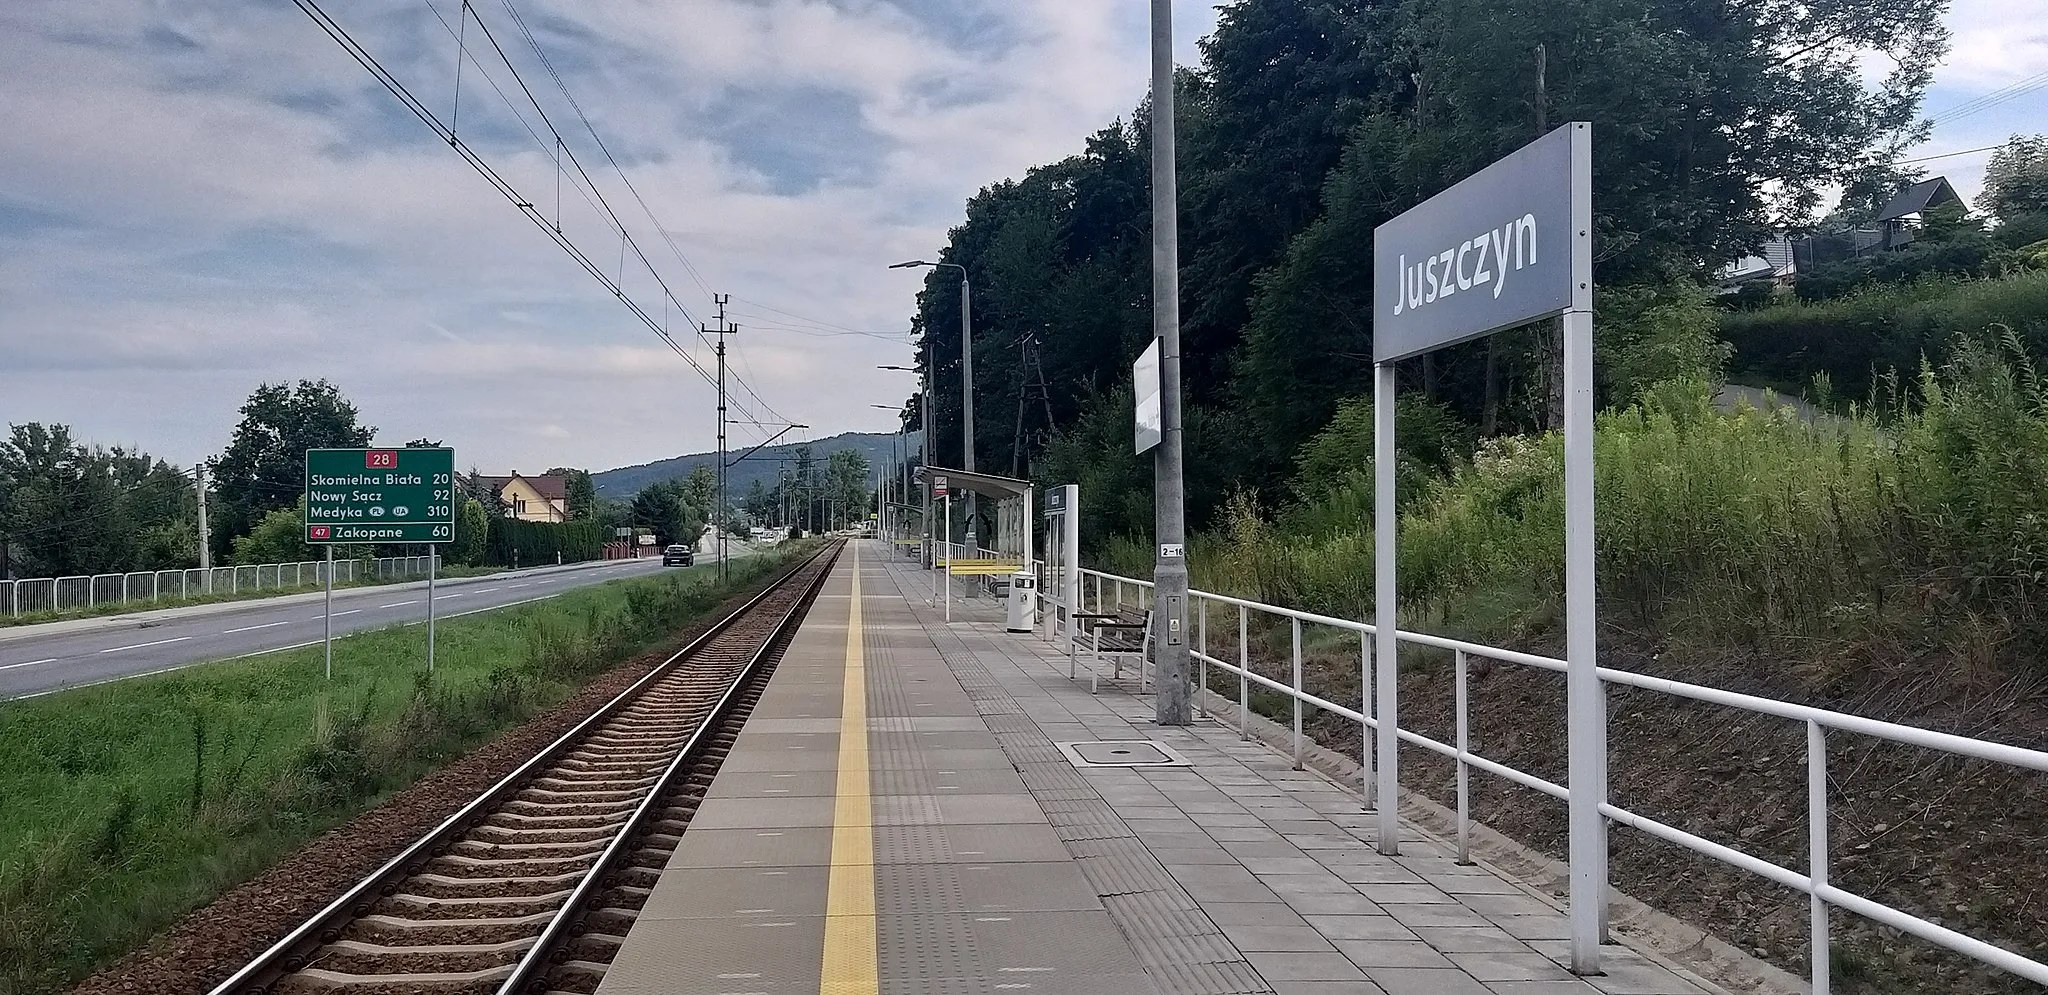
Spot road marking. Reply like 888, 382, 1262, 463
475, 587, 501, 594
821, 544, 877, 992
0, 658, 57, 671
222, 620, 294, 634
316, 609, 363, 618
439, 592, 467, 599
378, 600, 419, 608
4, 576, 574, 702
99, 636, 192, 654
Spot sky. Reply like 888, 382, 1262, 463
0, 0, 2042, 476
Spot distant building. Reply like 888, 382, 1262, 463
481, 472, 569, 522
1717, 175, 1964, 290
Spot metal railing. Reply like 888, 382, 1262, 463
1, 556, 439, 619
1061, 566, 2048, 992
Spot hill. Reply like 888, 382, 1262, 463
591, 430, 922, 498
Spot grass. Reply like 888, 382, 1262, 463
0, 563, 520, 629
0, 546, 808, 995
1104, 334, 2048, 679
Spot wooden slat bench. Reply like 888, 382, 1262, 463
1068, 606, 1152, 693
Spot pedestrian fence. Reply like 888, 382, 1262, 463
1046, 565, 2048, 993
2, 556, 438, 618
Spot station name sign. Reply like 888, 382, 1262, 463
304, 447, 458, 544
1373, 122, 1589, 363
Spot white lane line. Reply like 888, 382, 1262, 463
307, 609, 363, 619
0, 658, 58, 671
474, 587, 501, 594
8, 587, 574, 701
222, 619, 294, 634
378, 600, 419, 608
438, 592, 467, 599
507, 582, 531, 589
98, 636, 193, 654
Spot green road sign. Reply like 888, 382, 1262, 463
304, 448, 458, 544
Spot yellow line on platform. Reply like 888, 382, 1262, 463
821, 543, 878, 993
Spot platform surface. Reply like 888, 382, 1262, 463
596, 542, 1725, 995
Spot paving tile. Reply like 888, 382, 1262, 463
1263, 873, 1366, 896
1583, 959, 1710, 994
1362, 967, 1499, 995
1247, 951, 1374, 983
1220, 923, 1343, 952
1380, 903, 1497, 929
1356, 883, 1460, 905
1271, 984, 1391, 995
1206, 824, 1292, 843
1332, 939, 1459, 969
1448, 950, 1578, 982
1226, 839, 1312, 859
1203, 902, 1313, 927
1285, 891, 1390, 916
1485, 983, 1603, 994
1241, 856, 1332, 876
1301, 914, 1418, 942
1463, 893, 1563, 918
1408, 926, 1533, 953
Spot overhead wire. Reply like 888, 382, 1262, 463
294, 0, 734, 401
483, 0, 800, 432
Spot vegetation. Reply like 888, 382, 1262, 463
0, 548, 805, 994
0, 424, 195, 579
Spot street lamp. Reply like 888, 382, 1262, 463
870, 404, 907, 541
878, 363, 932, 567
889, 258, 977, 550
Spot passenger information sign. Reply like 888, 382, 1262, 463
303, 448, 457, 544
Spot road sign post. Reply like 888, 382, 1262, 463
1369, 122, 1601, 971
305, 448, 457, 679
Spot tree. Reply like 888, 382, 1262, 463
212, 380, 373, 561
451, 497, 490, 565
681, 466, 716, 525
543, 467, 597, 520
1980, 135, 2048, 224
231, 505, 315, 566
0, 424, 195, 577
628, 480, 704, 547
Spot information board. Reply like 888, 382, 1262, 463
304, 448, 458, 544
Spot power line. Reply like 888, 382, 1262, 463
1897, 143, 2003, 165
294, 0, 730, 397
1925, 69, 2048, 128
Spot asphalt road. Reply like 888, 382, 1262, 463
0, 553, 728, 701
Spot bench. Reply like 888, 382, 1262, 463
1068, 606, 1152, 693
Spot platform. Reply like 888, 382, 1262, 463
596, 542, 1727, 995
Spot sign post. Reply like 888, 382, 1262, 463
305, 447, 457, 678
1370, 122, 1602, 972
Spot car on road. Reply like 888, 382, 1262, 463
661, 544, 694, 566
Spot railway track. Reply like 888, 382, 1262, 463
208, 542, 842, 995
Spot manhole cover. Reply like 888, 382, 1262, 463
1055, 740, 1191, 768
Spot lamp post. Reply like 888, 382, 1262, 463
871, 403, 906, 541
889, 258, 976, 551
879, 360, 932, 567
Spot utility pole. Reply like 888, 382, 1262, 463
195, 465, 213, 590
1149, 0, 1191, 725
705, 294, 735, 581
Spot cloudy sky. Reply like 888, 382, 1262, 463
1, 1, 2042, 476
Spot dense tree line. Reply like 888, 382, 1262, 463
897, 0, 1949, 541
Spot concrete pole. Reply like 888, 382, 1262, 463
195, 465, 213, 591
957, 270, 977, 550
1149, 0, 1191, 726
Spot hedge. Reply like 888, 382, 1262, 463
483, 518, 607, 568
1720, 271, 2048, 403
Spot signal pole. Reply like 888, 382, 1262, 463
1149, 0, 1191, 725
705, 295, 735, 581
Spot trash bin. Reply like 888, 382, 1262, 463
1006, 571, 1038, 633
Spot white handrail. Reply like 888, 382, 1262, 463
1074, 565, 2048, 990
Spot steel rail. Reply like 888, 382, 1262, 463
496, 539, 836, 993
207, 541, 839, 995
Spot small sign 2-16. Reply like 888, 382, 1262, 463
304, 448, 458, 544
